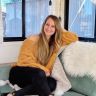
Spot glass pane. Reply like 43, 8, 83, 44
68, 0, 95, 38
25, 0, 49, 37
1, 0, 22, 37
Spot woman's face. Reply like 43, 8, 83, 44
44, 18, 56, 40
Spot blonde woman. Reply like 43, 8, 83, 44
7, 15, 78, 96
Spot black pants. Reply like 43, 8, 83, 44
9, 66, 57, 96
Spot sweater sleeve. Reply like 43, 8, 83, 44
15, 39, 49, 72
62, 31, 78, 45
46, 31, 78, 71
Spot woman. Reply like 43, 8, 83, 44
8, 15, 78, 96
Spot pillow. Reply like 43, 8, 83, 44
57, 45, 67, 56
51, 57, 71, 96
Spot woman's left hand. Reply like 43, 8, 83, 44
45, 71, 50, 76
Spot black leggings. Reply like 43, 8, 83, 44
9, 66, 57, 96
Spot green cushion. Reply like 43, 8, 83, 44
0, 85, 13, 93
67, 75, 96, 96
64, 91, 85, 96
0, 64, 13, 93
0, 65, 11, 80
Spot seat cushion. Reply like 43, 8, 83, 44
0, 85, 13, 93
67, 75, 96, 96
64, 91, 85, 96
0, 64, 13, 93
0, 64, 11, 80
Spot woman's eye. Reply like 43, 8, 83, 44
45, 23, 55, 28
51, 26, 55, 28
46, 24, 49, 26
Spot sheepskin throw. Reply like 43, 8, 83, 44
61, 41, 96, 81
51, 57, 71, 96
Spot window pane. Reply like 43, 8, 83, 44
1, 0, 22, 37
68, 0, 95, 38
25, 0, 49, 37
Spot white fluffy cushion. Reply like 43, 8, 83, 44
51, 57, 71, 96
61, 41, 96, 80
57, 46, 66, 56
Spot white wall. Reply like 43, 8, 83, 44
0, 42, 22, 64
51, 0, 64, 26
0, 0, 65, 64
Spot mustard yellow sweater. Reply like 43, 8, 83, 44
13, 31, 78, 73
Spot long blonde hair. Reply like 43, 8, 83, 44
37, 15, 63, 66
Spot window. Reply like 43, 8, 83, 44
1, 0, 24, 41
65, 0, 96, 42
1, 0, 49, 41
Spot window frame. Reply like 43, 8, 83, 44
3, 0, 26, 42
64, 0, 96, 42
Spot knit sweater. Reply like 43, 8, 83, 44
13, 31, 78, 73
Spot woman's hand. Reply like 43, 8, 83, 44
42, 67, 50, 76
45, 70, 50, 76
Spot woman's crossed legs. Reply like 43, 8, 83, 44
8, 66, 57, 96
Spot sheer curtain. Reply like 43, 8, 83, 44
25, 0, 49, 37
68, 0, 95, 38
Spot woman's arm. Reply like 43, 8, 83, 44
46, 31, 78, 72
61, 31, 78, 45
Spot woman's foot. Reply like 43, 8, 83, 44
7, 93, 13, 96
1, 93, 14, 96
7, 92, 15, 96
